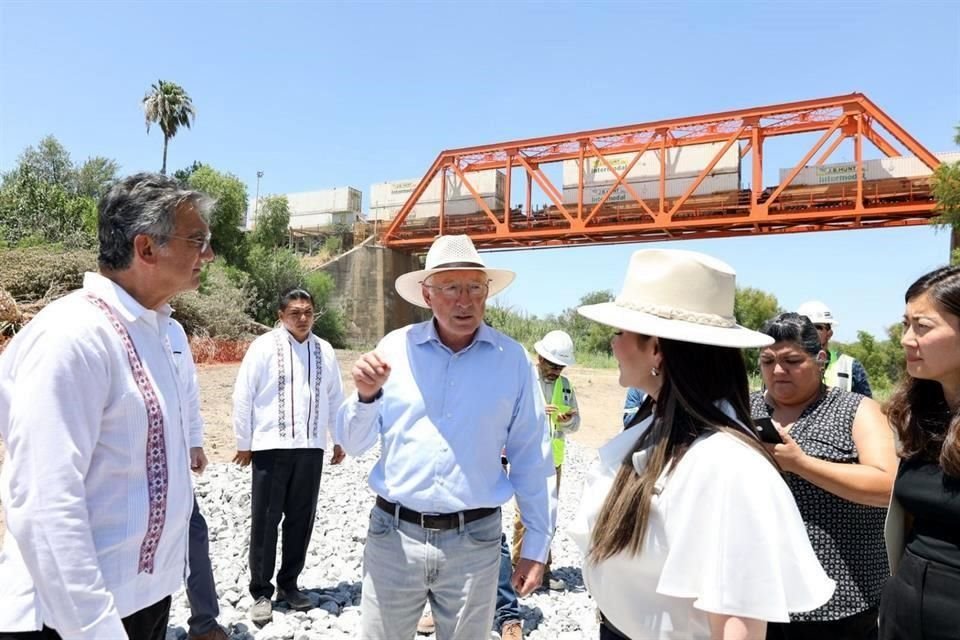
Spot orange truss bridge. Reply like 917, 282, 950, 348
379, 93, 942, 252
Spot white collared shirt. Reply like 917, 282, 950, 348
0, 272, 194, 638
336, 320, 557, 562
233, 328, 343, 452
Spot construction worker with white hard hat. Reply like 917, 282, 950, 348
797, 300, 873, 397
491, 330, 580, 638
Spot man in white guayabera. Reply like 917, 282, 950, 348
0, 173, 216, 639
337, 235, 558, 640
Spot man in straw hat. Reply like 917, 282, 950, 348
336, 235, 557, 640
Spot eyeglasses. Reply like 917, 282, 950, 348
543, 361, 565, 371
422, 280, 491, 301
813, 324, 831, 332
284, 308, 315, 320
166, 231, 212, 254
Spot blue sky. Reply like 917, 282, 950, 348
1, 1, 958, 341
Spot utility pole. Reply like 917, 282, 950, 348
254, 170, 264, 227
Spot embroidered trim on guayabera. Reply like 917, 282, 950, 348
85, 293, 168, 574
312, 339, 323, 440
273, 331, 287, 438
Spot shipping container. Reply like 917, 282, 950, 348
284, 187, 362, 215
561, 173, 740, 205
778, 152, 960, 186
371, 170, 505, 208
368, 195, 506, 222
561, 141, 739, 188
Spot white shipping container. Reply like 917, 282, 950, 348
561, 173, 740, 205
371, 171, 505, 208
288, 211, 358, 229
561, 142, 740, 188
778, 152, 960, 186
286, 187, 362, 215
368, 195, 505, 222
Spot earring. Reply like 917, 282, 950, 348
650, 367, 660, 377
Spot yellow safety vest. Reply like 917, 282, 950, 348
550, 376, 571, 468
824, 349, 854, 392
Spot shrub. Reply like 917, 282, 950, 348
0, 247, 97, 301
172, 259, 257, 339
304, 270, 346, 347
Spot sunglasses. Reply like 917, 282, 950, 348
813, 324, 831, 331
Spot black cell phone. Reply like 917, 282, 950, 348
752, 417, 784, 444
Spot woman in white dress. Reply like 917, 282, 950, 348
569, 249, 835, 640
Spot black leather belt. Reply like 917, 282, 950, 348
375, 496, 498, 530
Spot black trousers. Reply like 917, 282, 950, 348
766, 607, 877, 640
0, 596, 170, 640
249, 448, 324, 599
880, 549, 960, 640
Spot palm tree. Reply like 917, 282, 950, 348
141, 80, 196, 175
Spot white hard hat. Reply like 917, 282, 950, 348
796, 300, 838, 326
534, 330, 576, 367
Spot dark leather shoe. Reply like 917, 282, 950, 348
278, 587, 313, 611
187, 625, 229, 640
250, 596, 272, 626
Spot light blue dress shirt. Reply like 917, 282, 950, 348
337, 320, 558, 562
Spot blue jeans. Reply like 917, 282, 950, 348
493, 534, 521, 631
361, 504, 502, 640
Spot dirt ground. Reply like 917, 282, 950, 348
0, 350, 626, 543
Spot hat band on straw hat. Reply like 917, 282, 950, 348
614, 296, 736, 328
425, 261, 485, 272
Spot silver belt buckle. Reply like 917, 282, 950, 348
420, 512, 441, 530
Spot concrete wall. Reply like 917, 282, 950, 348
320, 237, 428, 347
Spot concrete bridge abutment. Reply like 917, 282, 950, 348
320, 238, 428, 348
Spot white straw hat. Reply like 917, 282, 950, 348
577, 249, 773, 348
395, 235, 515, 309
534, 330, 576, 366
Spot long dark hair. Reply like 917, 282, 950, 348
589, 335, 774, 561
887, 265, 960, 476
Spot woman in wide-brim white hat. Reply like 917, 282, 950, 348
567, 249, 835, 640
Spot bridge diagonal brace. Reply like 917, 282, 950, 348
583, 139, 656, 225
449, 161, 502, 228
764, 114, 847, 210
515, 154, 575, 224
668, 125, 746, 216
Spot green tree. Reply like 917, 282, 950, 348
931, 123, 960, 263
304, 270, 346, 347
75, 156, 119, 201
558, 290, 616, 355
251, 195, 290, 249
245, 246, 304, 325
0, 165, 95, 248
187, 165, 248, 267
734, 286, 782, 330
244, 246, 346, 345
142, 80, 197, 175
834, 323, 907, 399
16, 135, 75, 188
173, 161, 205, 185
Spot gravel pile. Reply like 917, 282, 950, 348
165, 441, 601, 640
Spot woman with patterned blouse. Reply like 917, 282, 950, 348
752, 312, 898, 640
